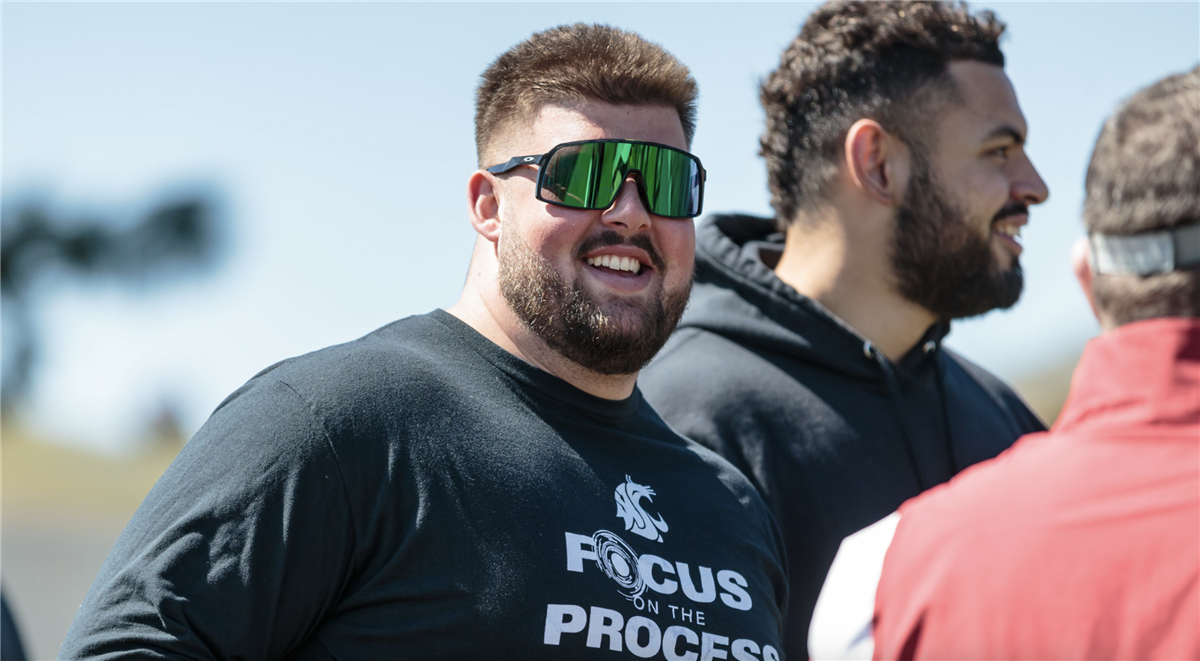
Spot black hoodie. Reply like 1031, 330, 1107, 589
640, 214, 1045, 660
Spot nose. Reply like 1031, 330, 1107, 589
1013, 153, 1050, 206
601, 176, 652, 233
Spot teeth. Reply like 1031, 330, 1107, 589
586, 254, 644, 274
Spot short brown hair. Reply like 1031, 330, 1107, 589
760, 0, 1005, 228
1085, 66, 1200, 326
474, 24, 698, 167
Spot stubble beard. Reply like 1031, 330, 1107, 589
891, 153, 1024, 320
497, 226, 691, 377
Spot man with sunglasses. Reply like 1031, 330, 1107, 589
640, 2, 1049, 659
62, 24, 787, 660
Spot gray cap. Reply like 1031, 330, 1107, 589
1090, 222, 1200, 275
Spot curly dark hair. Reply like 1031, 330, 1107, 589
475, 24, 697, 167
1086, 66, 1200, 326
761, 0, 1006, 228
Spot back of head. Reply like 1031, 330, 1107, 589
474, 23, 698, 167
760, 0, 1005, 229
1084, 66, 1200, 326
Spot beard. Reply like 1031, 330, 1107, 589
891, 154, 1025, 320
497, 226, 691, 376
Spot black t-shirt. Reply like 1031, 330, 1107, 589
62, 310, 788, 661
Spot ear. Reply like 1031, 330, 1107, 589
467, 170, 502, 244
844, 119, 908, 207
1071, 236, 1101, 321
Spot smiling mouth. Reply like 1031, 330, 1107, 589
586, 254, 644, 275
576, 230, 663, 283
990, 218, 1027, 261
993, 223, 1022, 241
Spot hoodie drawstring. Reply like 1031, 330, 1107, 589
931, 348, 960, 475
865, 341, 931, 492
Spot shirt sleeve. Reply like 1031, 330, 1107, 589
60, 376, 357, 661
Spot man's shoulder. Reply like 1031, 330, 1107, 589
265, 312, 458, 384
886, 420, 1200, 599
643, 325, 810, 404
647, 326, 768, 387
214, 312, 472, 428
938, 345, 1046, 433
939, 346, 1030, 405
896, 429, 1057, 540
641, 325, 819, 440
679, 431, 765, 495
909, 416, 1200, 529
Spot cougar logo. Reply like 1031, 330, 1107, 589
614, 476, 669, 542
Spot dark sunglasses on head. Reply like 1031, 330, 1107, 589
486, 139, 706, 219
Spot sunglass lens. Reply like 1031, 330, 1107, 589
540, 142, 623, 209
540, 142, 701, 218
641, 145, 703, 218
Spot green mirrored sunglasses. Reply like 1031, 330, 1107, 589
486, 139, 706, 219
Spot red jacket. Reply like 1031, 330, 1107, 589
874, 317, 1200, 660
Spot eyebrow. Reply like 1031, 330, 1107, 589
983, 124, 1026, 146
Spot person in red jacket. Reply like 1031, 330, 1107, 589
873, 66, 1200, 661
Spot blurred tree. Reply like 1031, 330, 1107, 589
1, 193, 223, 414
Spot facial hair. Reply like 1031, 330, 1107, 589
497, 226, 691, 376
891, 153, 1025, 320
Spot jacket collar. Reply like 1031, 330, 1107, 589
1053, 317, 1200, 434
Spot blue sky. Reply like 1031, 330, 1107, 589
4, 2, 1198, 452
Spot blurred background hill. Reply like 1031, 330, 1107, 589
2, 2, 1196, 657
2, 421, 181, 659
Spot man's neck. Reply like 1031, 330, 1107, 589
446, 291, 639, 401
773, 214, 938, 362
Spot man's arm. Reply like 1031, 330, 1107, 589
61, 376, 357, 660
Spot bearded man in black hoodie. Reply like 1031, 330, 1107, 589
639, 2, 1049, 658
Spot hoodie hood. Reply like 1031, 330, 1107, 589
679, 213, 949, 381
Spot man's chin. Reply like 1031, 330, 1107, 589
989, 242, 1021, 272
563, 284, 690, 376
592, 295, 655, 323
946, 266, 1025, 319
598, 318, 662, 348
